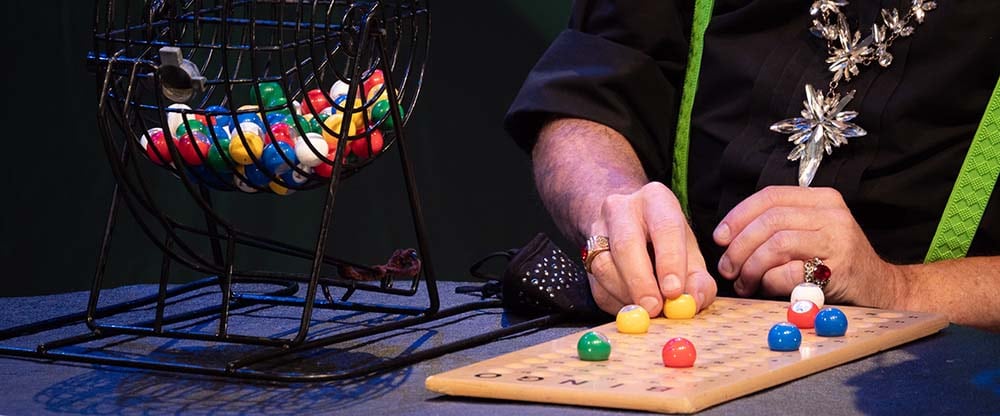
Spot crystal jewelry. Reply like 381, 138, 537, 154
770, 0, 937, 187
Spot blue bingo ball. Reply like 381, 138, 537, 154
242, 163, 271, 187
281, 164, 311, 188
261, 142, 297, 175
815, 307, 849, 337
266, 111, 288, 126
768, 322, 802, 352
236, 113, 266, 133
205, 105, 233, 129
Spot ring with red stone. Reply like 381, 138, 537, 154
582, 235, 610, 274
803, 257, 831, 289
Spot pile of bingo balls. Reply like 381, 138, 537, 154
138, 70, 404, 195
768, 282, 849, 351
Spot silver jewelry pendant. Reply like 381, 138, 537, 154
770, 84, 867, 187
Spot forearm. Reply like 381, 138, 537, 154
532, 118, 649, 245
887, 256, 1000, 331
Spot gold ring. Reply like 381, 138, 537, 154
582, 235, 610, 274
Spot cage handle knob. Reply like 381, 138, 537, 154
157, 46, 205, 103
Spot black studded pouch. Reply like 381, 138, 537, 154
461, 233, 604, 319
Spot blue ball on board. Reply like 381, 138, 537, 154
767, 322, 802, 351
815, 307, 849, 337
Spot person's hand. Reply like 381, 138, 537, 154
713, 186, 899, 305
587, 182, 718, 316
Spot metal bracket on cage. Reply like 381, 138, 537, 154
157, 46, 205, 103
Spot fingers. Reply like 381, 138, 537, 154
682, 225, 716, 311
718, 206, 823, 280
641, 183, 688, 299
588, 273, 626, 314
602, 195, 663, 315
733, 230, 828, 296
714, 186, 843, 246
759, 261, 804, 298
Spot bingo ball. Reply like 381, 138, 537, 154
767, 322, 802, 351
205, 105, 233, 129
329, 80, 350, 99
661, 337, 697, 368
371, 100, 405, 130
295, 133, 330, 168
177, 132, 211, 165
229, 131, 264, 165
363, 69, 384, 94
144, 128, 171, 165
166, 103, 193, 137
237, 113, 266, 135
281, 164, 311, 188
302, 88, 332, 115
206, 129, 233, 172
175, 119, 209, 138
267, 122, 296, 147
349, 129, 384, 160
321, 113, 357, 145
261, 141, 297, 175
815, 307, 849, 337
249, 81, 283, 105
787, 300, 820, 329
239, 163, 271, 188
266, 111, 288, 127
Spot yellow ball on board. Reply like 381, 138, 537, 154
615, 304, 651, 334
663, 294, 697, 319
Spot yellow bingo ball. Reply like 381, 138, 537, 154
228, 131, 264, 165
321, 113, 357, 145
616, 304, 651, 334
269, 181, 293, 195
663, 294, 697, 320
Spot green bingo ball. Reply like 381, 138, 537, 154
577, 331, 612, 361
250, 82, 284, 105
371, 100, 405, 131
175, 119, 209, 137
206, 133, 232, 172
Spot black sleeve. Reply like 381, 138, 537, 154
503, 0, 693, 182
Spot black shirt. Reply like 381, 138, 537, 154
505, 0, 1000, 293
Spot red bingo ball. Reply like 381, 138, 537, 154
145, 129, 172, 165
662, 337, 697, 368
787, 299, 820, 329
302, 88, 332, 115
349, 128, 384, 160
178, 132, 211, 165
364, 69, 384, 95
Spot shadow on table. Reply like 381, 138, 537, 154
846, 325, 1000, 415
33, 363, 409, 415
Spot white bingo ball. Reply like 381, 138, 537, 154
295, 133, 329, 167
166, 103, 193, 137
234, 121, 263, 138
791, 282, 825, 309
329, 80, 350, 100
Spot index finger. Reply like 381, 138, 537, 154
603, 197, 663, 316
640, 183, 688, 299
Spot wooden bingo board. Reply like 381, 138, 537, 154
425, 297, 948, 414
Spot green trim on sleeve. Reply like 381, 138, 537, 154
672, 0, 715, 218
925, 75, 1000, 263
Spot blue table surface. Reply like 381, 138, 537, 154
0, 281, 997, 416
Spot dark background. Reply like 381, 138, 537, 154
0, 1, 573, 296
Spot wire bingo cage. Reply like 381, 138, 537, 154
0, 0, 558, 382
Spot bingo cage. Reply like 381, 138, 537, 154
0, 0, 560, 382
